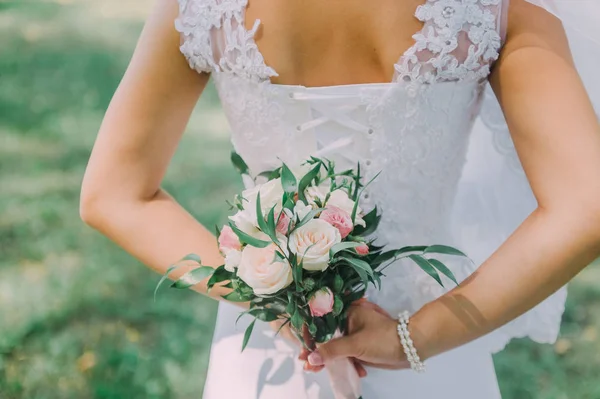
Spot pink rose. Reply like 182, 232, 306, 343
319, 206, 353, 238
308, 287, 335, 317
218, 225, 242, 254
276, 211, 291, 235
355, 243, 369, 255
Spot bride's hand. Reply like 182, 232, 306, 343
306, 301, 412, 370
270, 319, 368, 377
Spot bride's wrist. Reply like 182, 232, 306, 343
404, 302, 445, 362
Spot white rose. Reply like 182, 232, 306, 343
244, 178, 285, 215
304, 184, 330, 208
326, 189, 365, 227
237, 243, 293, 295
229, 178, 285, 236
288, 219, 341, 271
293, 201, 313, 220
224, 250, 242, 272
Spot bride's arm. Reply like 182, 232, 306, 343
80, 0, 227, 299
413, 0, 600, 360
309, 0, 600, 367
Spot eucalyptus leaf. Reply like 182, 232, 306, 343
228, 222, 271, 248
408, 254, 443, 287
281, 163, 298, 194
241, 320, 256, 351
428, 258, 459, 286
231, 151, 250, 176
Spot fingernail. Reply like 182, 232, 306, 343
308, 351, 323, 366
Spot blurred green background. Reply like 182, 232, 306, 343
1, 1, 599, 398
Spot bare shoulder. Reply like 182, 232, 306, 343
499, 0, 573, 66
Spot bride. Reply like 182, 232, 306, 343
80, 0, 600, 397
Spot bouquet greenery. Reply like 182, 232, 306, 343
156, 154, 465, 355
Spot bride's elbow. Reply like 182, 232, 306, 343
79, 179, 120, 229
79, 186, 106, 228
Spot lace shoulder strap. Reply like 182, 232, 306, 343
175, 0, 277, 81
394, 0, 507, 84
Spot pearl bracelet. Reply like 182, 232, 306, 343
397, 310, 426, 373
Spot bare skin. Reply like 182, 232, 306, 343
81, 0, 600, 375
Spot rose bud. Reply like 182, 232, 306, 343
308, 287, 335, 317
355, 243, 369, 255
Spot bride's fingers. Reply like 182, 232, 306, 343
354, 359, 368, 378
352, 300, 391, 317
298, 347, 310, 361
303, 361, 324, 372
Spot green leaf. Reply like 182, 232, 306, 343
308, 322, 317, 336
352, 207, 381, 236
258, 169, 281, 180
293, 263, 303, 292
303, 277, 316, 291
267, 206, 277, 240
223, 290, 251, 302
215, 225, 222, 240
154, 264, 183, 302
231, 151, 250, 176
329, 242, 362, 258
237, 308, 280, 323
255, 194, 270, 235
228, 222, 271, 248
286, 296, 296, 315
408, 254, 443, 287
372, 246, 428, 265
281, 163, 298, 194
339, 255, 374, 278
424, 245, 467, 257
332, 296, 344, 316
297, 163, 322, 204
180, 253, 202, 263
206, 265, 232, 290
291, 309, 304, 331
428, 258, 459, 286
241, 320, 256, 351
333, 274, 344, 293
291, 208, 324, 233
351, 171, 381, 224
171, 266, 215, 289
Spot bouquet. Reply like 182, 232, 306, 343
156, 154, 466, 398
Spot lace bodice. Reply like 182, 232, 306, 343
175, 0, 566, 354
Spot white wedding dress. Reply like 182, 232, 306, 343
173, 0, 600, 397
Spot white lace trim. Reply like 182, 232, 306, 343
394, 0, 503, 84
175, 0, 277, 81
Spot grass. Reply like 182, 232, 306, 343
1, 2, 599, 398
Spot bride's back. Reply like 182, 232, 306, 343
244, 0, 424, 86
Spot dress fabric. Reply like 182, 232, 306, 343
174, 0, 569, 397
